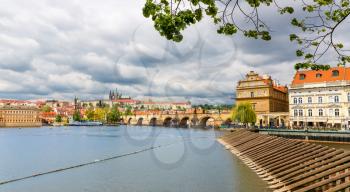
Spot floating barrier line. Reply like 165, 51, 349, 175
0, 140, 183, 186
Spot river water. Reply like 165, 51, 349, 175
0, 126, 269, 192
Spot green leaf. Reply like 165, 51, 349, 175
296, 50, 304, 57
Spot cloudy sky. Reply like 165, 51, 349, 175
0, 0, 347, 104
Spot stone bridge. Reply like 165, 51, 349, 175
122, 112, 232, 128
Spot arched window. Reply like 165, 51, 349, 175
308, 97, 312, 103
319, 109, 323, 116
329, 96, 333, 103
332, 70, 339, 77
335, 109, 340, 117
334, 96, 340, 103
308, 109, 313, 117
250, 92, 254, 98
316, 73, 322, 78
298, 98, 303, 104
318, 96, 323, 103
329, 109, 333, 116
298, 109, 303, 116
294, 109, 298, 116
293, 98, 297, 104
299, 74, 306, 80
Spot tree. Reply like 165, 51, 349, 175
124, 106, 133, 116
94, 107, 109, 122
55, 115, 62, 123
85, 108, 95, 121
142, 0, 350, 69
73, 111, 82, 122
232, 103, 256, 127
107, 107, 121, 123
41, 105, 53, 112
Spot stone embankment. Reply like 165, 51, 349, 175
218, 130, 350, 192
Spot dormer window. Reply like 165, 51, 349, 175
299, 74, 306, 80
316, 73, 322, 78
332, 70, 339, 77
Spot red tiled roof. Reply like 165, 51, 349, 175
261, 76, 288, 93
274, 85, 288, 93
292, 67, 350, 85
0, 99, 33, 104
141, 101, 189, 105
40, 112, 57, 117
113, 99, 139, 103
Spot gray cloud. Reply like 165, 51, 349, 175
0, 0, 348, 104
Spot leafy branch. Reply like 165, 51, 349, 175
142, 0, 350, 70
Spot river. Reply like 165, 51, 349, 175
0, 126, 269, 192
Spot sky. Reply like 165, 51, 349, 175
0, 0, 348, 104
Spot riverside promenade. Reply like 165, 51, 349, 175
218, 130, 350, 192
259, 129, 350, 143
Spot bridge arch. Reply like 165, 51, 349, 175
127, 118, 132, 125
163, 117, 172, 127
119, 118, 125, 124
179, 117, 190, 128
149, 117, 157, 126
199, 116, 215, 128
223, 118, 232, 126
137, 117, 143, 126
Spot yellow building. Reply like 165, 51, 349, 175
0, 107, 42, 127
236, 71, 289, 127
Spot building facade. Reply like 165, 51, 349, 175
289, 67, 350, 130
236, 71, 289, 127
0, 107, 42, 127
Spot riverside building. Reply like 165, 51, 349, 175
289, 67, 350, 130
236, 71, 289, 128
0, 107, 42, 127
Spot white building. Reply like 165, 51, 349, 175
289, 67, 350, 130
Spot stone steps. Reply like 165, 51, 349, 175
218, 130, 350, 192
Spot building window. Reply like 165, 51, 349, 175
298, 98, 303, 104
348, 107, 350, 116
318, 96, 323, 103
250, 92, 254, 98
334, 96, 340, 103
308, 109, 313, 117
319, 109, 323, 116
329, 96, 333, 103
348, 93, 350, 102
316, 73, 322, 78
335, 109, 340, 117
308, 97, 312, 103
293, 98, 297, 104
332, 70, 339, 77
298, 109, 303, 116
299, 74, 306, 80
294, 109, 298, 117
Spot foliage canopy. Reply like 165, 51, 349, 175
143, 0, 350, 69
232, 103, 256, 125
